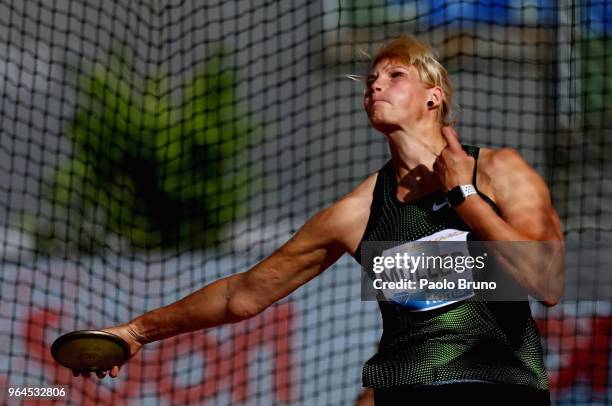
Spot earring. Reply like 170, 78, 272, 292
427, 100, 434, 107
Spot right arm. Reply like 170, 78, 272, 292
87, 174, 376, 378
131, 195, 367, 343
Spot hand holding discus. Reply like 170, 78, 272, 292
51, 324, 144, 379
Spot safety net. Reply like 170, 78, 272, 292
0, 1, 610, 405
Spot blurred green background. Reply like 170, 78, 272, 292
26, 47, 259, 253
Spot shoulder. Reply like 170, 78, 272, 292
478, 147, 529, 172
478, 147, 546, 198
478, 147, 562, 239
313, 172, 377, 256
324, 172, 378, 229
465, 147, 512, 203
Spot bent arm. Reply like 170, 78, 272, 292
454, 148, 564, 305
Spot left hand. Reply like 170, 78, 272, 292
433, 127, 475, 190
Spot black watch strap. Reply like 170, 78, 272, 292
446, 184, 477, 208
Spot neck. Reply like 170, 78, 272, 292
384, 121, 448, 199
386, 122, 446, 173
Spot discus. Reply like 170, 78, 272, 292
51, 330, 130, 372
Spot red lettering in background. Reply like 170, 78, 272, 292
24, 310, 143, 406
230, 302, 294, 402
18, 306, 612, 402
23, 302, 296, 405
0, 373, 8, 405
537, 316, 611, 393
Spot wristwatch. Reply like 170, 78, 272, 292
446, 184, 477, 208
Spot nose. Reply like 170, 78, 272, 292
365, 77, 383, 96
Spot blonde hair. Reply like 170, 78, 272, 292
372, 35, 454, 126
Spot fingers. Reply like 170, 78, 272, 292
73, 371, 89, 378
441, 126, 461, 151
110, 365, 120, 378
72, 367, 117, 379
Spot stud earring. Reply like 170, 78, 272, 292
427, 100, 434, 107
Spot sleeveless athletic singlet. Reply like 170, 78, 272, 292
354, 145, 548, 392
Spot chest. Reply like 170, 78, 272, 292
367, 188, 471, 242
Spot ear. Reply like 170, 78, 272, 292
428, 86, 444, 108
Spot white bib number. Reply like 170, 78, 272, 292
379, 229, 475, 312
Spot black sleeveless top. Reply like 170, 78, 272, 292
355, 145, 548, 390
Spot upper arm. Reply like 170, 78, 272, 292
488, 148, 563, 241
228, 175, 375, 317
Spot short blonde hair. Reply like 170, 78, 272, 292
373, 35, 454, 126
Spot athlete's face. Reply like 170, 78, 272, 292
363, 59, 431, 133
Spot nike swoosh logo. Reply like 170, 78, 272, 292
432, 201, 448, 211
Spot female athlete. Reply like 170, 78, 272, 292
75, 36, 564, 406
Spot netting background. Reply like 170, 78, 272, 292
0, 1, 610, 405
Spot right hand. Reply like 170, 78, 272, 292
72, 323, 145, 379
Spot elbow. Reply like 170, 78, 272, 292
226, 274, 268, 322
543, 281, 564, 306
541, 295, 560, 307
227, 294, 264, 321
540, 243, 565, 307
536, 275, 564, 307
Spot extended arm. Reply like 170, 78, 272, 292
130, 204, 351, 344
82, 178, 374, 379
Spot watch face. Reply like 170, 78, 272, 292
446, 186, 464, 208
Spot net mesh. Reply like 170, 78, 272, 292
0, 1, 610, 405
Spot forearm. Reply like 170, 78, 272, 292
455, 195, 564, 303
454, 195, 524, 241
128, 273, 246, 344
125, 203, 353, 344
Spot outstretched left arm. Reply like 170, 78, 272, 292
435, 128, 564, 305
